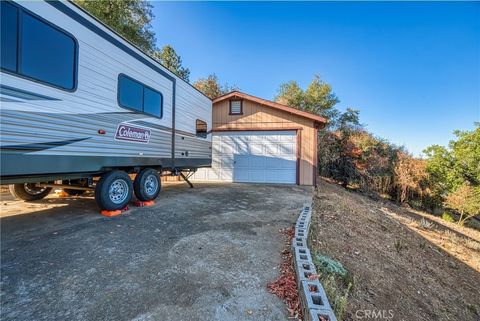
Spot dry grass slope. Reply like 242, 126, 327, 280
310, 178, 480, 321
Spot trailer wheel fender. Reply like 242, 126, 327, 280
134, 168, 161, 202
95, 170, 133, 211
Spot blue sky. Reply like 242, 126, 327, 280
151, 1, 480, 156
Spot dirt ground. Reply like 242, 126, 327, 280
310, 178, 480, 321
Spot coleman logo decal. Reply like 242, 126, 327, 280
115, 124, 151, 143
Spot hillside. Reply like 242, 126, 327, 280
310, 178, 480, 321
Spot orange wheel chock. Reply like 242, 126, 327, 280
100, 206, 129, 217
132, 200, 155, 207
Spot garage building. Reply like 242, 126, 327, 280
192, 91, 326, 186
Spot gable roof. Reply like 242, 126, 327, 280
213, 91, 327, 124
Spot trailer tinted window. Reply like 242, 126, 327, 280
0, 2, 77, 91
143, 87, 162, 117
118, 75, 163, 118
0, 2, 18, 72
119, 75, 143, 112
196, 119, 207, 138
20, 12, 76, 90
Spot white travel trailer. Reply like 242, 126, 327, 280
0, 0, 212, 210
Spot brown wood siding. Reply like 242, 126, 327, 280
213, 100, 317, 185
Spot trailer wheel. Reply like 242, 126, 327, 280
9, 183, 52, 201
95, 171, 133, 211
134, 168, 161, 201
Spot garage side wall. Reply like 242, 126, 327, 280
212, 100, 317, 185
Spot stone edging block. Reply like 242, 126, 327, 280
292, 203, 337, 321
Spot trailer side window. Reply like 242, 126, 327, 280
0, 2, 77, 91
118, 75, 143, 112
143, 87, 162, 118
1, 2, 18, 72
196, 120, 208, 138
118, 74, 163, 118
20, 13, 76, 90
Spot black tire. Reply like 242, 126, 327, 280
133, 168, 161, 201
95, 170, 133, 211
9, 183, 52, 201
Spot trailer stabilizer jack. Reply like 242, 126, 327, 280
179, 171, 194, 188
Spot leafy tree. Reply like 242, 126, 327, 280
74, 0, 156, 52
424, 124, 480, 197
275, 75, 339, 121
444, 184, 480, 225
423, 145, 457, 196
275, 81, 304, 109
193, 74, 239, 99
422, 124, 480, 220
450, 125, 480, 186
304, 75, 340, 119
336, 108, 361, 134
152, 45, 190, 82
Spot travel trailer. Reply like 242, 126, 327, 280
0, 0, 212, 210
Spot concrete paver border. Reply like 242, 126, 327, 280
292, 204, 338, 321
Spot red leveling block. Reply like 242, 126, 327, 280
100, 206, 129, 217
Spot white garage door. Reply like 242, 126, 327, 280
193, 131, 297, 184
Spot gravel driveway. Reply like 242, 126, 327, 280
1, 182, 311, 321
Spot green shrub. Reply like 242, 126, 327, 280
442, 212, 455, 223
313, 254, 353, 320
314, 255, 349, 283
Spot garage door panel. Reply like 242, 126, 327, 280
236, 141, 249, 154
192, 130, 297, 184
279, 143, 296, 156
248, 170, 266, 183
234, 169, 249, 182
249, 155, 267, 168
234, 155, 249, 168
249, 143, 264, 155
221, 170, 233, 181
266, 170, 296, 183
192, 168, 208, 180
266, 157, 296, 169
212, 143, 222, 154
221, 156, 234, 168
264, 144, 278, 157
221, 144, 235, 155
212, 157, 222, 168
208, 169, 222, 181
